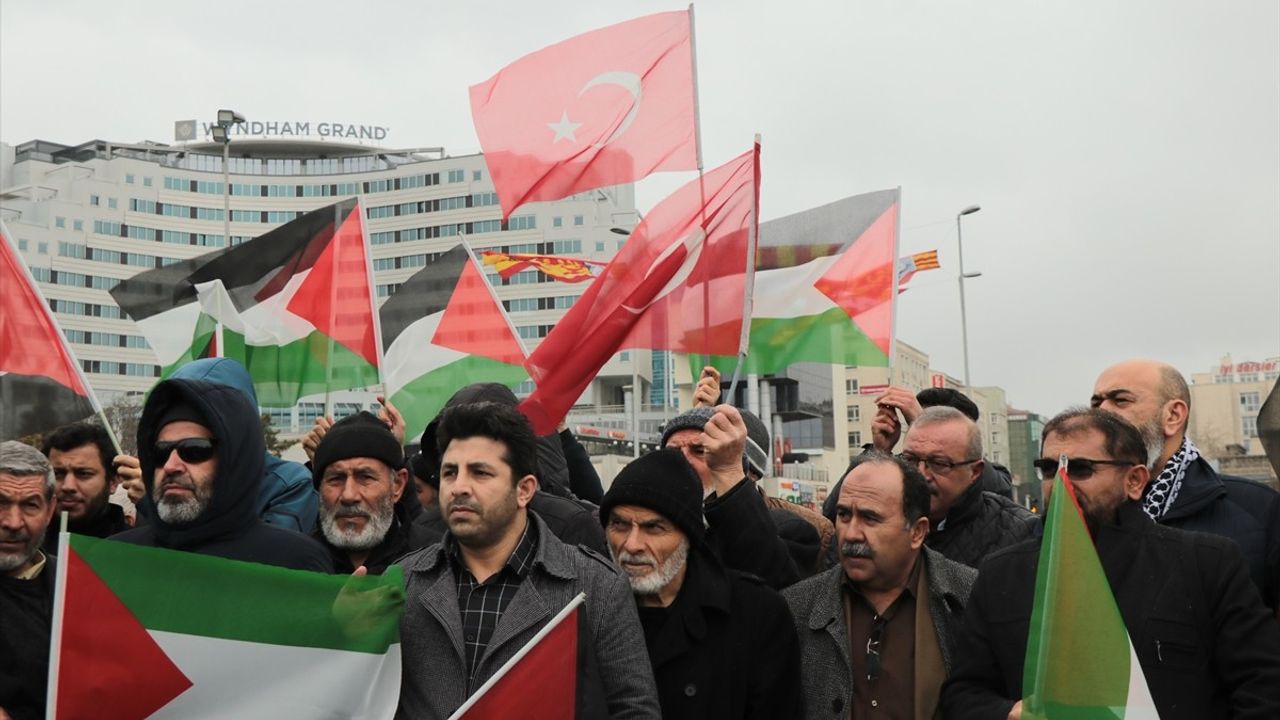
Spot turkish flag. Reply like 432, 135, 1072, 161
519, 145, 759, 435
469, 10, 698, 220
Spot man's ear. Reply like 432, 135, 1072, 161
909, 516, 930, 549
516, 474, 538, 508
1124, 464, 1150, 501
1162, 399, 1189, 440
391, 468, 408, 503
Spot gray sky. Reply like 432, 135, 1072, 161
3, 0, 1277, 417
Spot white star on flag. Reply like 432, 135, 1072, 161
546, 111, 583, 144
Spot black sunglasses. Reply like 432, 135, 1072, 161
1033, 457, 1134, 481
154, 438, 218, 465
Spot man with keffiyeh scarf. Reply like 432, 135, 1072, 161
1092, 359, 1280, 613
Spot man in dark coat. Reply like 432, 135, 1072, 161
942, 408, 1280, 719
899, 406, 1039, 568
1093, 358, 1280, 610
784, 451, 976, 720
40, 421, 130, 554
599, 448, 802, 720
311, 412, 435, 574
661, 405, 801, 589
111, 378, 331, 572
1, 441, 59, 720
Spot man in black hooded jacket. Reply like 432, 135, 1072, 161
111, 378, 331, 572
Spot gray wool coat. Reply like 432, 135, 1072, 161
394, 511, 661, 720
781, 547, 977, 720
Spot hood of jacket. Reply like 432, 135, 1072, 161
169, 357, 258, 404
138, 377, 265, 549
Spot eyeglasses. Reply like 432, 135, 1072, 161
897, 452, 981, 475
1032, 457, 1135, 481
153, 438, 218, 465
865, 615, 887, 681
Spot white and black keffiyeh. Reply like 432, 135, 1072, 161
1142, 436, 1200, 520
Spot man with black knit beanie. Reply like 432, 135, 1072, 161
600, 448, 802, 720
311, 412, 435, 574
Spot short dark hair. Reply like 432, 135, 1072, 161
41, 422, 115, 480
916, 388, 980, 421
435, 401, 538, 483
839, 450, 931, 526
1041, 407, 1147, 466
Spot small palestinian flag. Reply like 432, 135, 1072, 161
694, 188, 898, 375
381, 244, 528, 441
1022, 463, 1158, 718
0, 223, 97, 439
109, 199, 380, 406
49, 534, 405, 720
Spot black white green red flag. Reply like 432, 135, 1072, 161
1022, 461, 1158, 719
109, 199, 381, 406
0, 222, 98, 439
48, 533, 404, 719
379, 243, 529, 442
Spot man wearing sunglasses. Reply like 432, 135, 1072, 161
111, 378, 332, 572
1092, 359, 1280, 611
898, 406, 1039, 569
783, 451, 976, 720
942, 408, 1280, 719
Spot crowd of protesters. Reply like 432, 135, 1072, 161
3, 356, 1279, 719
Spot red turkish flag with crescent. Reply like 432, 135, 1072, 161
469, 10, 698, 220
520, 145, 759, 435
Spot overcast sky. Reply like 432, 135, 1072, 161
3, 0, 1277, 416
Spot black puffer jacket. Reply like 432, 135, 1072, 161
926, 480, 1040, 569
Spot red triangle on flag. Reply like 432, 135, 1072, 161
813, 202, 899, 355
285, 204, 379, 367
455, 605, 579, 719
56, 546, 193, 720
432, 258, 527, 365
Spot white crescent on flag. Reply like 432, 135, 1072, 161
620, 228, 705, 314
578, 71, 643, 147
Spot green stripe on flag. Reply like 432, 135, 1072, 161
692, 308, 889, 376
70, 535, 403, 654
390, 355, 529, 442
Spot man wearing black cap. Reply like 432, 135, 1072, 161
600, 448, 802, 720
660, 404, 800, 589
311, 412, 436, 574
111, 378, 331, 572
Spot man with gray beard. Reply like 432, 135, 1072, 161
311, 412, 434, 574
782, 452, 976, 720
111, 378, 330, 572
1092, 359, 1280, 610
599, 448, 801, 720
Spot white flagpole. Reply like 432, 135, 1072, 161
45, 512, 71, 718
887, 187, 903, 383
726, 137, 761, 404
446, 593, 587, 720
356, 198, 387, 395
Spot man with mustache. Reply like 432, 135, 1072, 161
783, 451, 976, 720
1091, 359, 1280, 610
942, 407, 1280, 719
310, 412, 435, 575
396, 401, 659, 719
110, 377, 331, 572
0, 441, 58, 720
598, 448, 802, 720
39, 422, 130, 554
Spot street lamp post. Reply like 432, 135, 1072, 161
956, 204, 982, 388
211, 109, 245, 248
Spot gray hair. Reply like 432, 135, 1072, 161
0, 440, 55, 498
912, 406, 983, 460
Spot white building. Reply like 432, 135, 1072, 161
0, 133, 641, 432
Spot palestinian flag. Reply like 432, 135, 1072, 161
694, 188, 898, 375
449, 594, 584, 719
49, 534, 404, 720
1022, 467, 1157, 719
381, 244, 528, 442
109, 199, 380, 406
0, 223, 97, 439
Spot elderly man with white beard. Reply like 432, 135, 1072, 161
310, 412, 434, 575
598, 448, 802, 720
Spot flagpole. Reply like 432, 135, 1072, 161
887, 187, 902, 385
45, 512, 71, 719
725, 136, 761, 405
323, 201, 343, 420
446, 593, 587, 720
688, 3, 712, 361
0, 222, 123, 455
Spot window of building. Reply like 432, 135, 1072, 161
90, 195, 100, 206
508, 215, 536, 231
447, 169, 465, 183
55, 217, 65, 228
37, 241, 48, 255
573, 215, 584, 226
298, 402, 325, 426
847, 405, 861, 422
107, 198, 118, 209
620, 352, 630, 362
848, 431, 862, 447
473, 170, 482, 181
17, 238, 28, 251
73, 220, 83, 232
1239, 373, 1260, 383
553, 217, 563, 228
1243, 416, 1258, 438
845, 378, 859, 395
125, 174, 135, 184
595, 241, 605, 252
1240, 392, 1261, 413
143, 177, 153, 187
